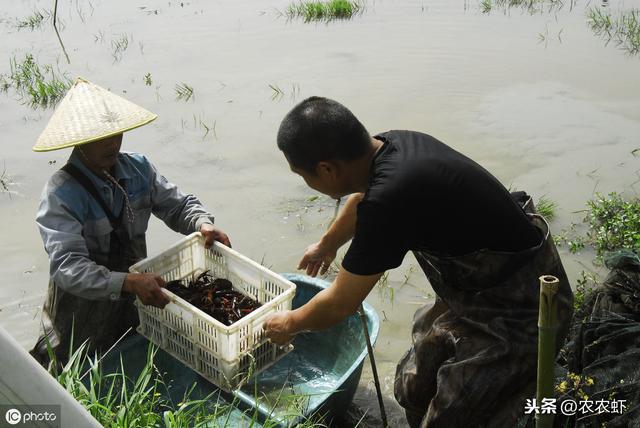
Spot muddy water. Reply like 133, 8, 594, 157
1, 0, 640, 425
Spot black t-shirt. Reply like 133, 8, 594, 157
342, 130, 542, 276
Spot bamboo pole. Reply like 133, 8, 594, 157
358, 305, 388, 427
536, 275, 560, 428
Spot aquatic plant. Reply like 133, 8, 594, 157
175, 83, 194, 101
553, 221, 586, 254
0, 165, 12, 195
48, 338, 331, 427
269, 82, 301, 101
53, 343, 232, 427
587, 7, 640, 55
479, 0, 566, 15
586, 192, 640, 256
16, 9, 51, 30
572, 270, 598, 311
285, 0, 364, 22
111, 33, 132, 62
5, 54, 70, 108
536, 195, 558, 220
269, 84, 284, 101
376, 272, 394, 304
480, 0, 492, 14
555, 192, 640, 258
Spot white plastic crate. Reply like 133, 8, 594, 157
130, 232, 296, 391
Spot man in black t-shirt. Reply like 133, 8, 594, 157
264, 97, 573, 427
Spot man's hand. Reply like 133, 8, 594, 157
266, 269, 383, 337
263, 311, 296, 345
298, 240, 337, 277
123, 273, 170, 308
200, 223, 231, 248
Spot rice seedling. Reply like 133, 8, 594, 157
0, 75, 9, 93
111, 33, 132, 62
400, 264, 418, 289
285, 0, 364, 22
480, 0, 492, 14
297, 213, 306, 232
291, 82, 301, 100
376, 272, 394, 304
536, 195, 557, 220
193, 114, 217, 141
0, 164, 12, 196
479, 0, 566, 15
143, 72, 152, 86
587, 7, 640, 55
269, 83, 285, 101
202, 120, 217, 141
93, 30, 105, 43
16, 9, 51, 30
175, 83, 194, 101
269, 83, 302, 101
5, 54, 70, 108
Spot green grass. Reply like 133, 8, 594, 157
587, 8, 640, 55
16, 9, 51, 30
286, 0, 364, 22
536, 195, 558, 220
3, 54, 70, 108
48, 339, 330, 427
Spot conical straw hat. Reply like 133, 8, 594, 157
33, 77, 157, 152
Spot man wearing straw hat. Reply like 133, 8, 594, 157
265, 97, 574, 427
30, 78, 230, 366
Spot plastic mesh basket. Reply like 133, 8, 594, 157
130, 232, 296, 391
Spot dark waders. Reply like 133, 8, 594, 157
394, 204, 574, 427
30, 164, 144, 367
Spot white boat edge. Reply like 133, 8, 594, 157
0, 325, 102, 427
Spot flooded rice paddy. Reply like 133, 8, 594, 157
1, 0, 640, 425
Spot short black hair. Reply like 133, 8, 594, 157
277, 96, 371, 173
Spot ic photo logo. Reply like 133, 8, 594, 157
4, 409, 21, 425
1, 406, 59, 427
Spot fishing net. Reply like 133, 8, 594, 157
553, 249, 640, 427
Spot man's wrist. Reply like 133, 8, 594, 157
196, 216, 215, 232
122, 273, 137, 294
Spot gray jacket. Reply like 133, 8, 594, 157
36, 150, 214, 301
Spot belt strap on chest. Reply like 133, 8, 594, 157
61, 163, 123, 228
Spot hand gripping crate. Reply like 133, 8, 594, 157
130, 232, 296, 391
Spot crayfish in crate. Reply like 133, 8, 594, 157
165, 270, 262, 326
